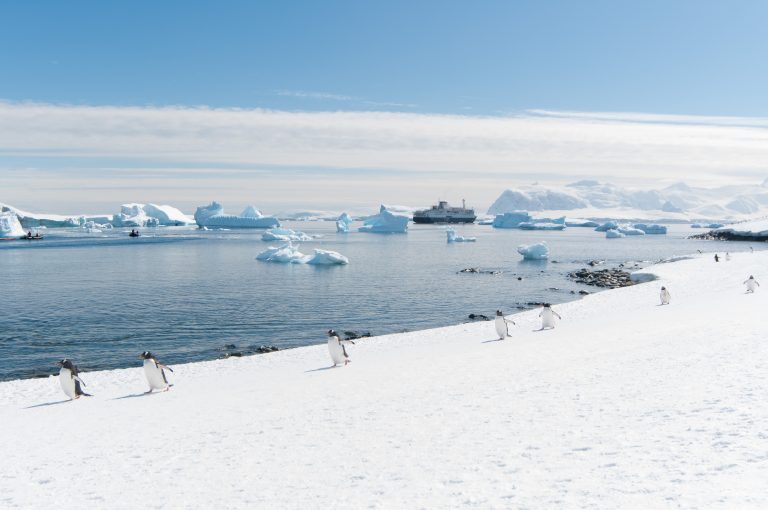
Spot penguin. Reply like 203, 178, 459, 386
660, 286, 671, 305
725, 252, 731, 261
327, 329, 355, 366
744, 275, 760, 293
139, 351, 173, 392
538, 303, 561, 330
56, 359, 91, 400
494, 310, 516, 339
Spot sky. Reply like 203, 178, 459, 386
1, 0, 767, 214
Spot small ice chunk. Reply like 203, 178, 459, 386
606, 229, 626, 238
446, 227, 477, 243
517, 242, 549, 260
256, 242, 307, 263
336, 212, 352, 233
306, 249, 349, 265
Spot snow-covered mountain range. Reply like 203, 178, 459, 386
487, 180, 768, 221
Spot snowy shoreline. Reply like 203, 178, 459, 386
2, 251, 766, 508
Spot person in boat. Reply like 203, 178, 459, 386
26, 231, 32, 238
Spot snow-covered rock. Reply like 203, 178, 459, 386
358, 205, 408, 233
606, 229, 626, 238
0, 211, 24, 237
261, 228, 313, 242
492, 211, 532, 229
633, 223, 668, 234
446, 228, 476, 243
195, 202, 280, 229
336, 212, 352, 233
517, 242, 549, 260
714, 218, 768, 238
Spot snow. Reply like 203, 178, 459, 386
194, 201, 280, 229
358, 205, 409, 233
491, 211, 532, 228
606, 229, 626, 238
517, 241, 549, 260
446, 227, 476, 243
715, 218, 768, 238
336, 212, 352, 233
0, 210, 24, 237
261, 228, 313, 242
2, 252, 768, 508
256, 243, 348, 265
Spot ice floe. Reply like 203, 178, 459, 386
256, 243, 348, 265
605, 229, 626, 238
446, 228, 476, 243
261, 228, 313, 242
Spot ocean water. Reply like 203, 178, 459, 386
0, 222, 757, 381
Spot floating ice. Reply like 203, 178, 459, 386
594, 221, 619, 232
517, 242, 549, 260
606, 229, 626, 238
262, 228, 313, 242
617, 226, 645, 236
0, 211, 24, 237
492, 211, 532, 228
358, 205, 408, 233
565, 218, 600, 227
336, 213, 352, 233
446, 228, 477, 243
306, 249, 349, 265
633, 223, 667, 234
195, 201, 280, 229
112, 203, 192, 227
518, 222, 566, 231
256, 243, 348, 265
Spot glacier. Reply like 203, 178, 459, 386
195, 202, 280, 229
517, 242, 549, 260
358, 205, 409, 233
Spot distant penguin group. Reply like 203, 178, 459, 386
56, 352, 174, 400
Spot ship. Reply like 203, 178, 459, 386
412, 200, 476, 224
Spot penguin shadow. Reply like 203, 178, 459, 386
112, 391, 164, 400
533, 327, 555, 332
23, 399, 72, 409
482, 338, 505, 344
305, 365, 344, 373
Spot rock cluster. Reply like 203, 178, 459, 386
690, 231, 767, 242
567, 268, 635, 289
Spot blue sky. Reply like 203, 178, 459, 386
1, 1, 768, 214
2, 0, 766, 115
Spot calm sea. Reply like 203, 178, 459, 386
0, 222, 756, 380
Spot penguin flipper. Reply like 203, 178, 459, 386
75, 380, 92, 397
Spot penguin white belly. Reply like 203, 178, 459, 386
746, 281, 757, 292
541, 310, 555, 329
59, 369, 76, 399
328, 338, 346, 365
660, 291, 670, 304
495, 316, 508, 339
143, 360, 168, 390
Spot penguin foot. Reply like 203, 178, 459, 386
144, 389, 153, 394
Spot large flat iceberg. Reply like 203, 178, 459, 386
195, 202, 280, 229
0, 211, 24, 237
517, 242, 549, 260
358, 205, 408, 233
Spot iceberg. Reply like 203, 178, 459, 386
517, 242, 549, 260
306, 249, 349, 265
446, 227, 476, 243
336, 213, 352, 233
142, 204, 193, 226
518, 222, 566, 231
564, 218, 600, 227
691, 222, 723, 229
358, 205, 409, 233
261, 228, 313, 242
606, 229, 626, 238
195, 202, 280, 229
112, 203, 192, 227
633, 223, 668, 234
0, 211, 24, 237
617, 226, 645, 236
492, 211, 532, 229
256, 243, 348, 265
594, 221, 619, 232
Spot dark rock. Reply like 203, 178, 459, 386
579, 290, 590, 295
225, 352, 243, 358
343, 331, 372, 340
223, 343, 237, 350
468, 313, 490, 321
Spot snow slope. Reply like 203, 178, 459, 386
1, 252, 767, 508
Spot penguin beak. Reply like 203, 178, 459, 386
55, 360, 64, 367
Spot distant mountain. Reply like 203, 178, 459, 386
487, 180, 768, 221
